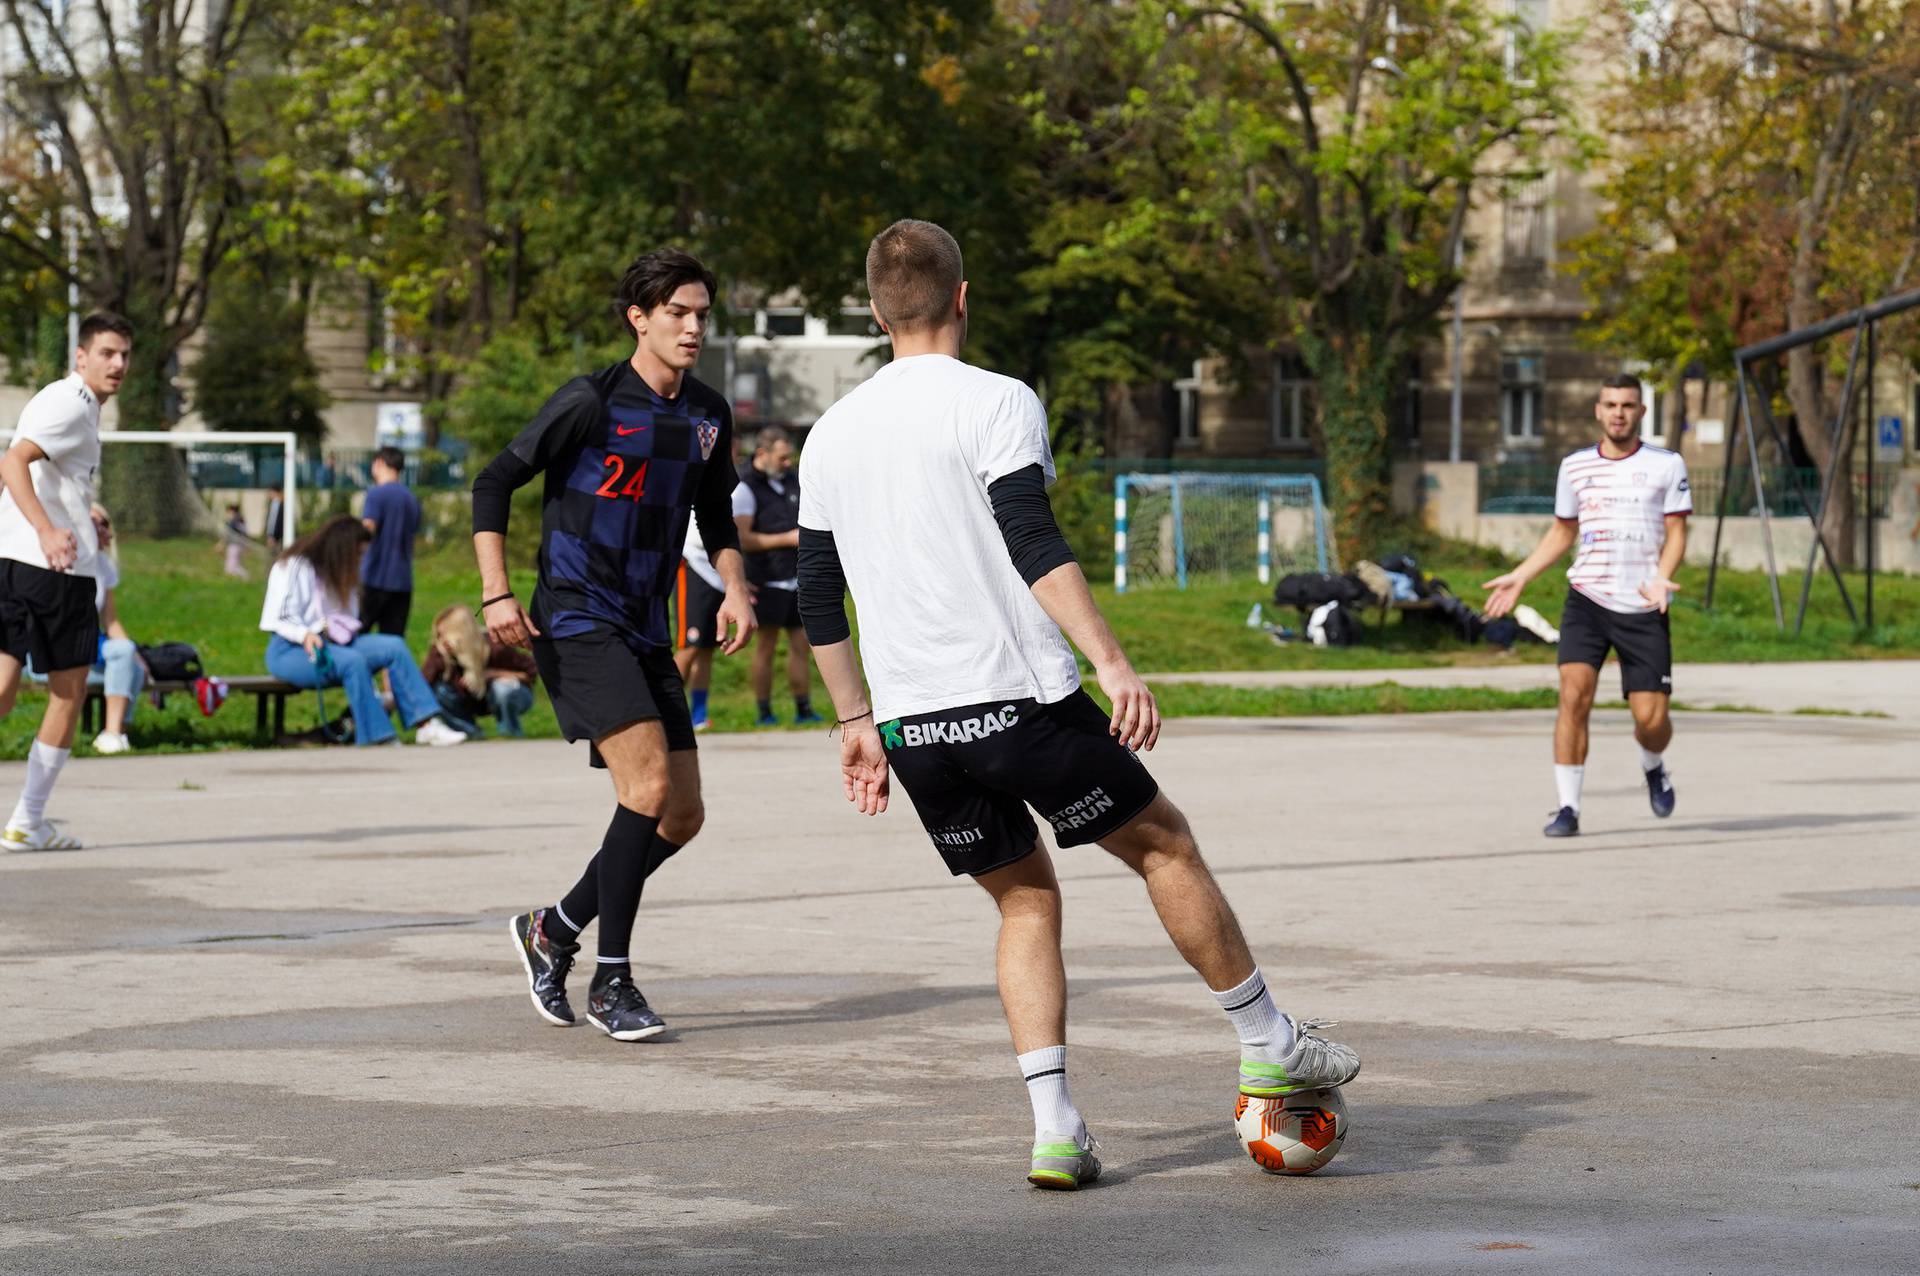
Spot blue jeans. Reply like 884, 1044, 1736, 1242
29, 638, 146, 721
98, 638, 145, 722
432, 678, 535, 738
265, 633, 440, 746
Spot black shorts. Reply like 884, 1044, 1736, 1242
882, 690, 1160, 877
531, 628, 696, 765
677, 566, 725, 650
752, 585, 802, 631
1557, 588, 1673, 696
361, 586, 412, 636
0, 560, 100, 673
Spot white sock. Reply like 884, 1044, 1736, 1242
10, 741, 70, 830
1017, 1046, 1086, 1142
1639, 746, 1664, 774
1554, 764, 1584, 813
1211, 968, 1296, 1059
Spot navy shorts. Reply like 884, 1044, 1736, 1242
880, 690, 1160, 877
1558, 589, 1672, 696
531, 628, 695, 765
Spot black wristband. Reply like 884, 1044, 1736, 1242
481, 591, 515, 608
831, 708, 873, 736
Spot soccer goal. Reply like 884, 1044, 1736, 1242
0, 428, 300, 540
1114, 472, 1331, 592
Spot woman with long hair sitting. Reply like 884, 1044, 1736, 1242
421, 602, 539, 738
259, 515, 466, 747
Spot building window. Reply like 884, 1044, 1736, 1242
1401, 355, 1423, 444
1500, 353, 1545, 442
1271, 355, 1313, 447
1507, 0, 1549, 83
1502, 175, 1549, 267
826, 308, 882, 338
762, 309, 806, 338
1174, 362, 1201, 446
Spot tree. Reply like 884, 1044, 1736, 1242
0, 0, 267, 532
192, 264, 328, 441
1122, 0, 1587, 557
1573, 0, 1920, 568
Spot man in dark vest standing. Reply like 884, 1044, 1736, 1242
733, 426, 820, 725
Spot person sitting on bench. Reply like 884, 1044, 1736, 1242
259, 515, 466, 748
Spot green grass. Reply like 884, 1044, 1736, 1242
0, 527, 1910, 759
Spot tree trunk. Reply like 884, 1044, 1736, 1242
1301, 328, 1397, 563
1784, 325, 1856, 570
100, 308, 216, 538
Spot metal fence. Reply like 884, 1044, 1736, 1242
185, 444, 473, 492
1478, 462, 1895, 518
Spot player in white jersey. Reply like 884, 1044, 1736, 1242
796, 220, 1360, 1190
1484, 375, 1689, 837
0, 313, 133, 851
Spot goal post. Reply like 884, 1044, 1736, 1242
1114, 472, 1331, 592
0, 429, 300, 541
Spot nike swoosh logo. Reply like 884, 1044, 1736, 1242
615, 425, 647, 436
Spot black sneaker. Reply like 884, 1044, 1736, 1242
1543, 806, 1580, 838
587, 971, 667, 1041
510, 909, 578, 1026
1645, 766, 1676, 818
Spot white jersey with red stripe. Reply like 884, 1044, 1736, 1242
1553, 441, 1691, 615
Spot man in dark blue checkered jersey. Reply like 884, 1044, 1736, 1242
473, 249, 756, 1043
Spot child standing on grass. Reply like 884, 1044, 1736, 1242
221, 504, 249, 579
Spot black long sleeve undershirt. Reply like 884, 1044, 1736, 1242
987, 463, 1077, 585
797, 527, 850, 647
471, 449, 535, 536
796, 464, 1075, 649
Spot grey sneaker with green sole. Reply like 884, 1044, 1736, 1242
1238, 1018, 1361, 1097
1028, 1133, 1100, 1190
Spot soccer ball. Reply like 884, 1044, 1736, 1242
1234, 1087, 1348, 1174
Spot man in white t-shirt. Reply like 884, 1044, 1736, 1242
1484, 374, 1690, 838
0, 312, 132, 851
796, 220, 1359, 1190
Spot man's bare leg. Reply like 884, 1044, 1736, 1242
1099, 793, 1359, 1098
750, 628, 780, 721
1629, 689, 1677, 817
975, 845, 1096, 1184
1549, 662, 1599, 830
5, 666, 89, 849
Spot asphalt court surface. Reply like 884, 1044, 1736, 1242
3, 705, 1917, 1274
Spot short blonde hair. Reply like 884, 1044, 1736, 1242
865, 219, 964, 335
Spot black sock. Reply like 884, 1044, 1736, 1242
591, 960, 631, 991
594, 805, 660, 967
643, 835, 684, 880
756, 698, 773, 718
794, 696, 813, 717
551, 856, 597, 944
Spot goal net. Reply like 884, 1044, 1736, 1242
0, 429, 299, 542
1114, 472, 1332, 591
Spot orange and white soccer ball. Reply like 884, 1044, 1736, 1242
1234, 1087, 1348, 1174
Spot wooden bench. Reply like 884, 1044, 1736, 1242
83, 675, 301, 739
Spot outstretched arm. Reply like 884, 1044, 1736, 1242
988, 465, 1158, 752
1483, 519, 1577, 618
798, 526, 887, 814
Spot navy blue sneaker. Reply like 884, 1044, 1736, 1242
1645, 766, 1676, 818
755, 712, 780, 728
587, 971, 667, 1041
510, 909, 578, 1026
792, 709, 824, 725
1543, 806, 1580, 838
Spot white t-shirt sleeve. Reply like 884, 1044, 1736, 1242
1664, 455, 1693, 515
13, 387, 85, 464
798, 447, 831, 531
731, 483, 757, 519
1552, 456, 1578, 520
975, 383, 1055, 487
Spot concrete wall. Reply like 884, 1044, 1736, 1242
1393, 460, 1920, 576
